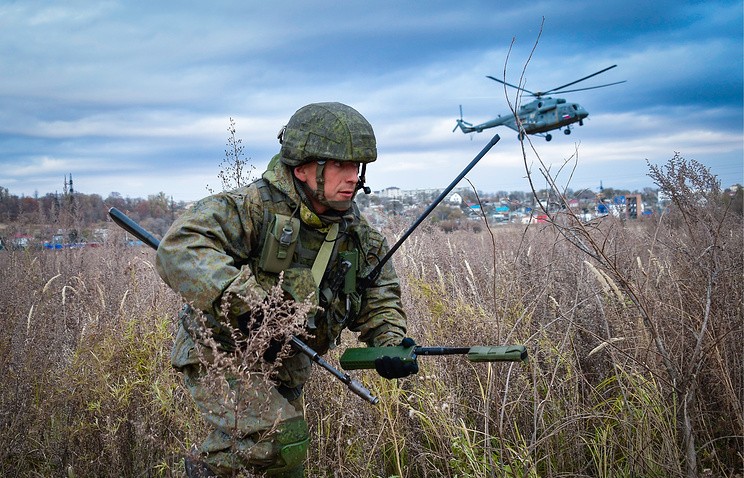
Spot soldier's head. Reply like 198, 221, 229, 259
278, 102, 376, 213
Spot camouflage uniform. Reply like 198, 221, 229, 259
156, 104, 407, 477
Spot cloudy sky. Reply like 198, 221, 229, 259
1, 1, 742, 201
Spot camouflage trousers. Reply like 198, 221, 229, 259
172, 324, 308, 476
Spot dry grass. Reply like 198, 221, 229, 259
1, 192, 742, 477
0, 246, 193, 477
303, 197, 742, 478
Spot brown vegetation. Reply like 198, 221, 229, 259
0, 155, 741, 477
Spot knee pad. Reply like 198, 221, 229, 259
264, 417, 309, 476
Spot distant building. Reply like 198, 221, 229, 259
12, 233, 33, 249
373, 186, 472, 201
377, 187, 401, 198
448, 192, 463, 205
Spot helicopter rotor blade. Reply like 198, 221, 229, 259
542, 65, 619, 95
550, 80, 627, 95
486, 75, 536, 96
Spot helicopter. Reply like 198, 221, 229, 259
453, 65, 625, 141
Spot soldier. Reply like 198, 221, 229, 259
156, 102, 418, 477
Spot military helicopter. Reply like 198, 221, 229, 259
453, 65, 625, 141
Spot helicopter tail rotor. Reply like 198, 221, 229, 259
453, 105, 475, 133
453, 120, 474, 133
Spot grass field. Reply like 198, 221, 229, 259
1, 190, 741, 477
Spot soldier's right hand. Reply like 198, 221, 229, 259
374, 338, 419, 379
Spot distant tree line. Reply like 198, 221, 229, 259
0, 186, 188, 241
1, 179, 740, 245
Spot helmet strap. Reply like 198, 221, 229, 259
314, 160, 328, 205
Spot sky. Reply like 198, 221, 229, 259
1, 0, 742, 202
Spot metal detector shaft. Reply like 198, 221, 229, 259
340, 344, 528, 370
107, 207, 380, 405
362, 134, 500, 286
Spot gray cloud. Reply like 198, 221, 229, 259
0, 0, 741, 202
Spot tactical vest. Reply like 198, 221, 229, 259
249, 178, 364, 354
180, 177, 374, 355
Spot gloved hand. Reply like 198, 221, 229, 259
374, 337, 419, 379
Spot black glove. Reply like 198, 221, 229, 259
374, 337, 419, 379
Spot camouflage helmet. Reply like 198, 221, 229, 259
278, 102, 377, 167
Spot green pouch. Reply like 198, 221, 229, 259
259, 213, 300, 274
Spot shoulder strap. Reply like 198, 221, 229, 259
311, 223, 339, 286
255, 178, 274, 250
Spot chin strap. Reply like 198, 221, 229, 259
314, 160, 327, 205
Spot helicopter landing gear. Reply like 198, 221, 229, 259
545, 134, 552, 142
564, 128, 571, 135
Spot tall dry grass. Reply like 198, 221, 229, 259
303, 175, 742, 478
304, 204, 742, 477
1, 188, 741, 477
0, 245, 198, 477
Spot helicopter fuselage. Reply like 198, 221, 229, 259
510, 97, 588, 134
454, 96, 589, 139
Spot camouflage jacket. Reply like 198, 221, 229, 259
156, 155, 407, 370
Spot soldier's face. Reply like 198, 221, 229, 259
293, 160, 360, 212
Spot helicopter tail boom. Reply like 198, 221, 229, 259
454, 116, 511, 134
454, 105, 511, 134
